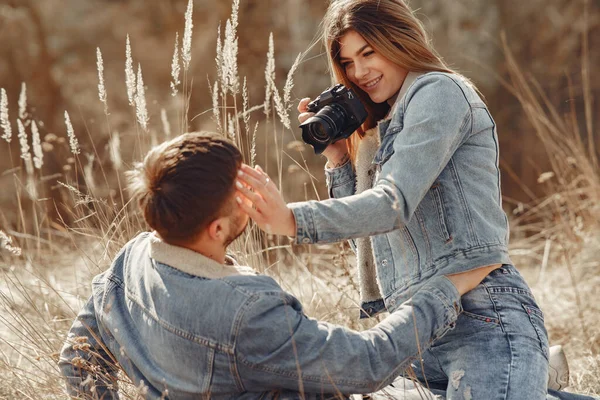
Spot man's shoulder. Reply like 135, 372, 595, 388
222, 273, 287, 297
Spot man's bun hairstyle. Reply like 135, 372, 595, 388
127, 132, 242, 243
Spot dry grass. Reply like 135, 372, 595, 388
0, 0, 598, 398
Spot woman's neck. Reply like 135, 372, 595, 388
386, 91, 400, 107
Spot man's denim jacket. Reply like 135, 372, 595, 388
59, 232, 461, 399
289, 72, 512, 317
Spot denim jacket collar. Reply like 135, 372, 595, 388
149, 232, 255, 279
378, 71, 424, 141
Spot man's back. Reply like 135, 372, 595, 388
60, 232, 302, 399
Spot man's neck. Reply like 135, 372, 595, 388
185, 242, 226, 264
162, 234, 226, 265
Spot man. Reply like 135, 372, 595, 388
59, 132, 574, 400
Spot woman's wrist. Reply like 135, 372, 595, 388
325, 152, 350, 169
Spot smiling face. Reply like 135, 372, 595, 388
338, 30, 408, 104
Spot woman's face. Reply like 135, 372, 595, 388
338, 30, 408, 104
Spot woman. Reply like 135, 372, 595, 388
236, 1, 588, 399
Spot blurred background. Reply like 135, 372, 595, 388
1, 1, 599, 396
0, 0, 598, 225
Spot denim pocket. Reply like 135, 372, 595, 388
431, 183, 452, 242
461, 310, 500, 326
523, 304, 550, 361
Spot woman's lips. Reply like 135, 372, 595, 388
361, 75, 382, 91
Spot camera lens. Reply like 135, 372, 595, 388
308, 122, 330, 143
305, 104, 347, 145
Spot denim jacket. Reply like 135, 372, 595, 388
59, 232, 461, 399
289, 72, 512, 316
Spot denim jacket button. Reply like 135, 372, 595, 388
381, 259, 388, 267
302, 238, 310, 244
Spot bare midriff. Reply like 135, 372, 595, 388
446, 264, 502, 295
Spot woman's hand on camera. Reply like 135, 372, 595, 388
298, 97, 350, 167
298, 97, 315, 124
235, 164, 296, 237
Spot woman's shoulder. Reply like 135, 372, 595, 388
398, 71, 481, 111
411, 72, 473, 97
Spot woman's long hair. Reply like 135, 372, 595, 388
321, 0, 461, 160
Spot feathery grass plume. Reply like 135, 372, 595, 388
222, 19, 239, 95
160, 108, 171, 137
0, 88, 11, 142
230, 0, 240, 31
18, 82, 27, 121
17, 119, 31, 163
283, 53, 302, 110
269, 77, 291, 130
135, 63, 149, 131
227, 113, 235, 140
170, 32, 181, 97
215, 23, 223, 85
64, 110, 80, 155
125, 34, 136, 107
84, 153, 97, 193
242, 77, 250, 134
57, 181, 95, 205
250, 121, 258, 167
17, 119, 34, 181
0, 230, 21, 256
31, 120, 43, 169
264, 33, 275, 117
96, 47, 108, 114
210, 80, 222, 134
182, 0, 194, 71
109, 132, 122, 170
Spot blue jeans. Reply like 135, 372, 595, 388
367, 379, 598, 400
402, 264, 592, 400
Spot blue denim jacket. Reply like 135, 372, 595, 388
289, 72, 512, 316
59, 232, 461, 399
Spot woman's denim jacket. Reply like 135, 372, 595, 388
58, 232, 461, 399
289, 72, 512, 317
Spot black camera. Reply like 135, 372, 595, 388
299, 84, 368, 154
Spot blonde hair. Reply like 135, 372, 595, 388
321, 0, 460, 160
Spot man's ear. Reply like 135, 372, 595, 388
207, 216, 228, 242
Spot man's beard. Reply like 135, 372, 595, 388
223, 214, 248, 248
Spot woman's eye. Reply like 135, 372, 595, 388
364, 51, 374, 57
341, 61, 353, 69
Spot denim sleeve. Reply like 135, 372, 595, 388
289, 75, 471, 244
58, 296, 120, 399
325, 158, 356, 199
235, 276, 461, 394
324, 159, 358, 252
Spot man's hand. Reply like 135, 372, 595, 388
235, 164, 296, 237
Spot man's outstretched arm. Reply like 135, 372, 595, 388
59, 296, 120, 399
235, 276, 461, 395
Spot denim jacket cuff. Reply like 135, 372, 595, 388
417, 276, 462, 339
288, 202, 316, 244
325, 159, 354, 190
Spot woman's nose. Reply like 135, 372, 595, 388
354, 61, 369, 80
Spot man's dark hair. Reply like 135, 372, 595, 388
127, 131, 242, 243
